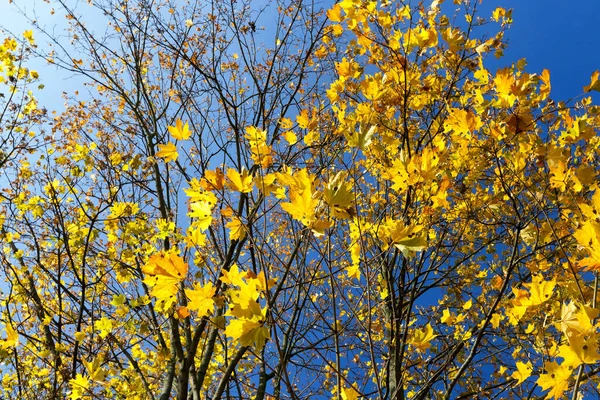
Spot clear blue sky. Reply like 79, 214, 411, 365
1, 0, 599, 107
484, 0, 600, 101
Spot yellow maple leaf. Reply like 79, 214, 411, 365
226, 168, 254, 193
200, 168, 224, 191
491, 7, 506, 22
341, 385, 360, 400
220, 264, 247, 287
462, 298, 473, 310
23, 30, 35, 44
548, 160, 568, 192
379, 219, 427, 255
281, 183, 319, 227
142, 252, 188, 310
559, 301, 595, 339
1, 323, 18, 349
345, 264, 361, 280
69, 373, 90, 400
278, 117, 294, 130
188, 201, 214, 231
323, 171, 354, 219
539, 69, 551, 99
225, 315, 270, 350
245, 125, 267, 144
388, 158, 410, 192
558, 333, 600, 368
523, 276, 555, 306
94, 317, 112, 339
410, 323, 437, 351
74, 331, 86, 343
326, 3, 344, 22
282, 130, 298, 145
443, 108, 483, 135
185, 282, 216, 318
156, 142, 179, 162
537, 361, 571, 399
511, 361, 532, 384
346, 124, 375, 150
185, 224, 207, 248
226, 216, 246, 241
574, 220, 600, 270
584, 70, 600, 92
440, 309, 455, 325
83, 356, 108, 382
168, 119, 192, 140
493, 68, 516, 107
296, 108, 310, 129
184, 179, 219, 203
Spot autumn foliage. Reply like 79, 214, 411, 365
2, 0, 600, 399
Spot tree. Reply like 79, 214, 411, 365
1, 0, 600, 399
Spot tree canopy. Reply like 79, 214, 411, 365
2, 0, 600, 399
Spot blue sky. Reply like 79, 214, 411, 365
484, 0, 600, 101
1, 0, 598, 108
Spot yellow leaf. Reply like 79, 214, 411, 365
323, 172, 354, 219
83, 356, 108, 382
226, 216, 246, 241
94, 317, 113, 339
379, 219, 427, 256
462, 299, 473, 310
142, 252, 188, 310
246, 270, 276, 293
23, 30, 35, 44
584, 70, 600, 92
440, 309, 455, 325
346, 124, 375, 150
326, 3, 344, 23
548, 160, 568, 192
156, 142, 179, 162
1, 323, 18, 349
226, 168, 254, 193
523, 276, 555, 306
410, 324, 437, 351
296, 109, 310, 129
574, 220, 600, 270
559, 301, 595, 339
168, 119, 192, 140
282, 188, 318, 226
537, 361, 571, 399
188, 201, 214, 231
558, 333, 600, 368
245, 126, 267, 144
539, 69, 551, 99
443, 108, 483, 135
185, 224, 207, 248
74, 331, 86, 343
490, 313, 502, 329
225, 317, 270, 351
185, 282, 216, 318
493, 68, 516, 107
110, 294, 126, 307
282, 130, 298, 145
220, 264, 247, 287
69, 374, 90, 400
511, 361, 532, 384
345, 264, 361, 280
279, 117, 294, 130
341, 385, 360, 400
491, 7, 506, 22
